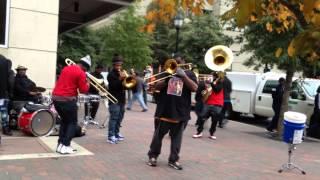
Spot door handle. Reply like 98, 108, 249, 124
258, 96, 261, 101
308, 103, 314, 106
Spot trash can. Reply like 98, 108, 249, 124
283, 111, 306, 144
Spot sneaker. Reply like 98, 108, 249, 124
59, 145, 75, 155
56, 143, 62, 153
147, 157, 157, 167
116, 134, 124, 141
107, 136, 118, 144
142, 109, 148, 112
126, 107, 131, 110
2, 127, 12, 136
209, 135, 217, 140
192, 133, 203, 138
168, 161, 183, 170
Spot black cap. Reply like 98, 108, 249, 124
112, 54, 124, 65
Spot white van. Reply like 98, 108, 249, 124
227, 72, 320, 122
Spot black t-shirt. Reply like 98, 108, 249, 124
155, 70, 197, 122
107, 69, 126, 105
88, 71, 104, 94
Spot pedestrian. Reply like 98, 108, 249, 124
194, 80, 206, 126
218, 73, 232, 128
147, 55, 198, 170
307, 86, 320, 138
52, 55, 91, 154
266, 77, 285, 132
0, 55, 14, 136
126, 72, 148, 112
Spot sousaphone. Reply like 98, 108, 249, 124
204, 45, 233, 71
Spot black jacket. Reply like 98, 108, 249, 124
107, 69, 126, 105
272, 84, 284, 107
0, 56, 13, 99
13, 74, 37, 101
223, 77, 232, 101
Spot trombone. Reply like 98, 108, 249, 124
146, 59, 193, 85
65, 58, 118, 104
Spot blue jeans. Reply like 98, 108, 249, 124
127, 92, 148, 110
108, 104, 125, 138
0, 99, 9, 128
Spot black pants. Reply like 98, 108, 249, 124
84, 101, 100, 119
197, 105, 222, 135
53, 100, 77, 146
148, 120, 186, 162
267, 104, 280, 131
218, 102, 232, 126
194, 101, 204, 126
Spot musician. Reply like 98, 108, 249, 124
193, 71, 224, 140
0, 55, 14, 136
147, 55, 198, 170
106, 54, 126, 144
13, 65, 41, 103
52, 55, 91, 154
85, 64, 104, 120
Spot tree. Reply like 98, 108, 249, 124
152, 14, 232, 73
222, 0, 320, 134
58, 28, 101, 66
98, 6, 154, 71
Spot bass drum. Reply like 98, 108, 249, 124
18, 109, 55, 136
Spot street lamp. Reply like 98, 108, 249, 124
174, 12, 183, 54
263, 62, 270, 73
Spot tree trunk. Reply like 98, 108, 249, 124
277, 68, 295, 137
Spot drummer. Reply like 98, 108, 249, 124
85, 64, 105, 120
13, 65, 43, 103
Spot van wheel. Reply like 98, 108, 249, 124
254, 114, 268, 120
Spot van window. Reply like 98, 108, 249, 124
262, 80, 278, 94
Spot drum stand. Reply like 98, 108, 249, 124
83, 101, 104, 130
278, 144, 306, 175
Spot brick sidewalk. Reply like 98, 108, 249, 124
0, 102, 319, 180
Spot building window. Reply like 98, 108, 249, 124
0, 0, 10, 47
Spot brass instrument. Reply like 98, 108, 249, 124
65, 58, 118, 104
146, 59, 193, 85
204, 45, 233, 72
201, 45, 233, 102
121, 70, 137, 89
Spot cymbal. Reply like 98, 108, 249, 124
32, 86, 46, 92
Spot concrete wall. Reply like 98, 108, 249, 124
0, 0, 59, 91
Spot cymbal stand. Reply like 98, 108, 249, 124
278, 144, 306, 175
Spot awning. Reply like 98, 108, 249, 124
59, 0, 134, 33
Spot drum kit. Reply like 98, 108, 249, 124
9, 90, 107, 137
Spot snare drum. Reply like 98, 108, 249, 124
78, 95, 90, 103
18, 109, 55, 136
89, 95, 101, 102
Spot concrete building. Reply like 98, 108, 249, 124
0, 0, 134, 90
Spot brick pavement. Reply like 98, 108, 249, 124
0, 102, 319, 180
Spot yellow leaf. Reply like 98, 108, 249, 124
275, 48, 283, 57
288, 41, 296, 57
266, 22, 273, 32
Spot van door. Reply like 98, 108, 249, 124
288, 81, 313, 121
255, 80, 278, 117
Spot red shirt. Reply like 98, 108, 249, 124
206, 89, 224, 106
53, 65, 89, 97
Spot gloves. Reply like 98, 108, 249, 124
175, 68, 186, 78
